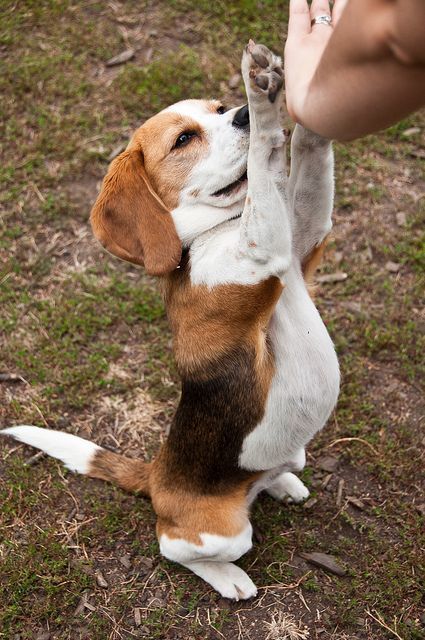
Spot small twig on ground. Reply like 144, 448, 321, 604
327, 499, 350, 525
366, 609, 404, 640
30, 181, 46, 202
258, 571, 312, 591
25, 451, 45, 466
336, 478, 345, 507
206, 608, 226, 639
0, 372, 27, 383
2, 445, 24, 460
296, 589, 311, 613
32, 402, 49, 427
328, 437, 379, 455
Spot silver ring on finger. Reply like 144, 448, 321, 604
311, 14, 332, 27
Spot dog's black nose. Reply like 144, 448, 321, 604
232, 104, 249, 128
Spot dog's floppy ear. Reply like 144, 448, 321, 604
90, 148, 182, 275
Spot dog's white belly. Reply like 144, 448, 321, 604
239, 267, 340, 471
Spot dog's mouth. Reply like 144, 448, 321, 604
211, 169, 247, 197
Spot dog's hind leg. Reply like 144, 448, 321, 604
153, 475, 257, 600
158, 525, 257, 599
159, 525, 257, 600
182, 560, 257, 600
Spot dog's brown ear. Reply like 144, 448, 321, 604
90, 148, 182, 275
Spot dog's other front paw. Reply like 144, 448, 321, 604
242, 40, 283, 104
266, 472, 310, 503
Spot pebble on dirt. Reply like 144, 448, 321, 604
385, 260, 401, 273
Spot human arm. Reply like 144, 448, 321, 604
284, 0, 425, 141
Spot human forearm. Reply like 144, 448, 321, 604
285, 0, 425, 141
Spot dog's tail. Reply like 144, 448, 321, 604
1, 426, 151, 496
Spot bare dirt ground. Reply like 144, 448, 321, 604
1, 2, 424, 639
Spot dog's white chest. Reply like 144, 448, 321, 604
239, 267, 340, 471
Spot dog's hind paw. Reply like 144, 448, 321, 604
183, 560, 257, 600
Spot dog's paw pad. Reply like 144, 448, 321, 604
250, 43, 270, 69
243, 41, 283, 103
256, 70, 284, 103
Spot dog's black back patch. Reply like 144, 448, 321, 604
163, 346, 266, 493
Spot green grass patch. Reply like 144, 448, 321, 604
1, 270, 174, 411
118, 44, 227, 117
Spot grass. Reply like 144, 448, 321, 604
119, 45, 219, 115
1, 1, 424, 639
2, 271, 172, 410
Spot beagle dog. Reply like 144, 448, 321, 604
2, 42, 340, 600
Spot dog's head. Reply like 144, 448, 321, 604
90, 99, 250, 275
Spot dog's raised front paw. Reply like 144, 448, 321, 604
242, 40, 283, 104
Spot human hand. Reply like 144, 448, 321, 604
284, 0, 348, 124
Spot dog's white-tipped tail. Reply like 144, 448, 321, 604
1, 425, 100, 473
1, 425, 152, 495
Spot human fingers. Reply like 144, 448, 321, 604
310, 0, 334, 45
331, 0, 349, 26
310, 0, 332, 21
287, 0, 311, 39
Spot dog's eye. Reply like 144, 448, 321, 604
174, 131, 197, 149
216, 105, 226, 114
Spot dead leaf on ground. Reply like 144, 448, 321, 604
95, 570, 108, 588
119, 553, 132, 569
316, 455, 339, 473
303, 497, 318, 509
409, 149, 425, 159
0, 373, 25, 382
299, 552, 347, 577
105, 48, 135, 66
316, 272, 348, 284
347, 496, 365, 510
